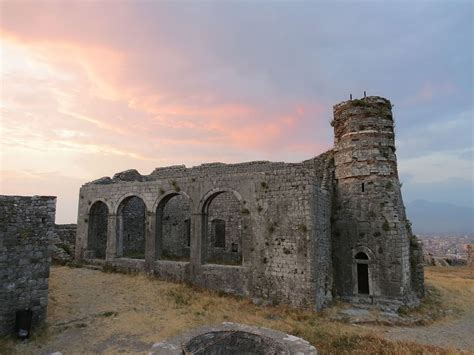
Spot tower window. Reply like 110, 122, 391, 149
361, 183, 365, 192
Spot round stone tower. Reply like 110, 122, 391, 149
331, 96, 422, 307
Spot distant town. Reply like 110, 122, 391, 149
419, 234, 474, 261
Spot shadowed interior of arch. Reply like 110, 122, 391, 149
203, 191, 243, 265
87, 201, 108, 259
117, 196, 146, 259
156, 193, 191, 261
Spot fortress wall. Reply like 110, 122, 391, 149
51, 224, 77, 264
76, 155, 332, 308
0, 195, 56, 336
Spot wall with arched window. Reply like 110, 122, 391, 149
202, 190, 242, 265
156, 193, 191, 261
117, 196, 146, 259
87, 201, 108, 259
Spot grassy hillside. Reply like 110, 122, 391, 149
1, 266, 473, 354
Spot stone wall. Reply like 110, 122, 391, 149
51, 224, 77, 264
206, 191, 242, 264
468, 244, 474, 267
120, 196, 146, 259
161, 194, 191, 260
76, 157, 331, 309
0, 195, 56, 336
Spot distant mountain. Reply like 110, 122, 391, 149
405, 199, 473, 235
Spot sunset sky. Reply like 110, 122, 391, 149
0, 1, 472, 224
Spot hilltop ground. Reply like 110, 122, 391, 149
1, 266, 473, 354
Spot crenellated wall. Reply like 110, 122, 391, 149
0, 195, 56, 336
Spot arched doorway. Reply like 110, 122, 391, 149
155, 193, 191, 261
355, 252, 370, 295
202, 190, 243, 265
87, 201, 108, 259
117, 196, 146, 259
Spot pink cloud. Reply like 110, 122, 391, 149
0, 12, 332, 224
409, 81, 457, 104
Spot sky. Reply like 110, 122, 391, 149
0, 1, 472, 224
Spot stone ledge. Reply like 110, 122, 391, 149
149, 322, 317, 355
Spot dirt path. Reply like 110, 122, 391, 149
382, 311, 474, 352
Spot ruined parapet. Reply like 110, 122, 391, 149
409, 235, 425, 298
468, 244, 474, 267
331, 96, 421, 307
0, 195, 56, 336
51, 224, 77, 264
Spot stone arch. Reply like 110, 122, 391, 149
116, 195, 146, 259
155, 191, 192, 261
86, 198, 112, 216
114, 192, 150, 215
198, 187, 243, 214
200, 188, 244, 265
87, 200, 109, 259
153, 190, 192, 213
352, 246, 376, 296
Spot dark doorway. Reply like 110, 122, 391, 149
357, 263, 369, 294
88, 201, 108, 259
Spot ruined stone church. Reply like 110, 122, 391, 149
75, 96, 424, 310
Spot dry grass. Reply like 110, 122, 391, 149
1, 266, 472, 354
397, 266, 474, 323
424, 266, 474, 312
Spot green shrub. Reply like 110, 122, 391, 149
298, 224, 308, 233
240, 208, 250, 215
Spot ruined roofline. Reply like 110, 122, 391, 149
333, 95, 392, 112
0, 195, 57, 200
85, 149, 334, 186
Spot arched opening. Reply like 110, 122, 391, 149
156, 193, 191, 261
117, 196, 146, 259
87, 201, 108, 259
202, 191, 242, 265
355, 252, 370, 294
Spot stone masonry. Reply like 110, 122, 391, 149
51, 224, 77, 264
468, 244, 474, 267
0, 195, 56, 336
75, 96, 423, 310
